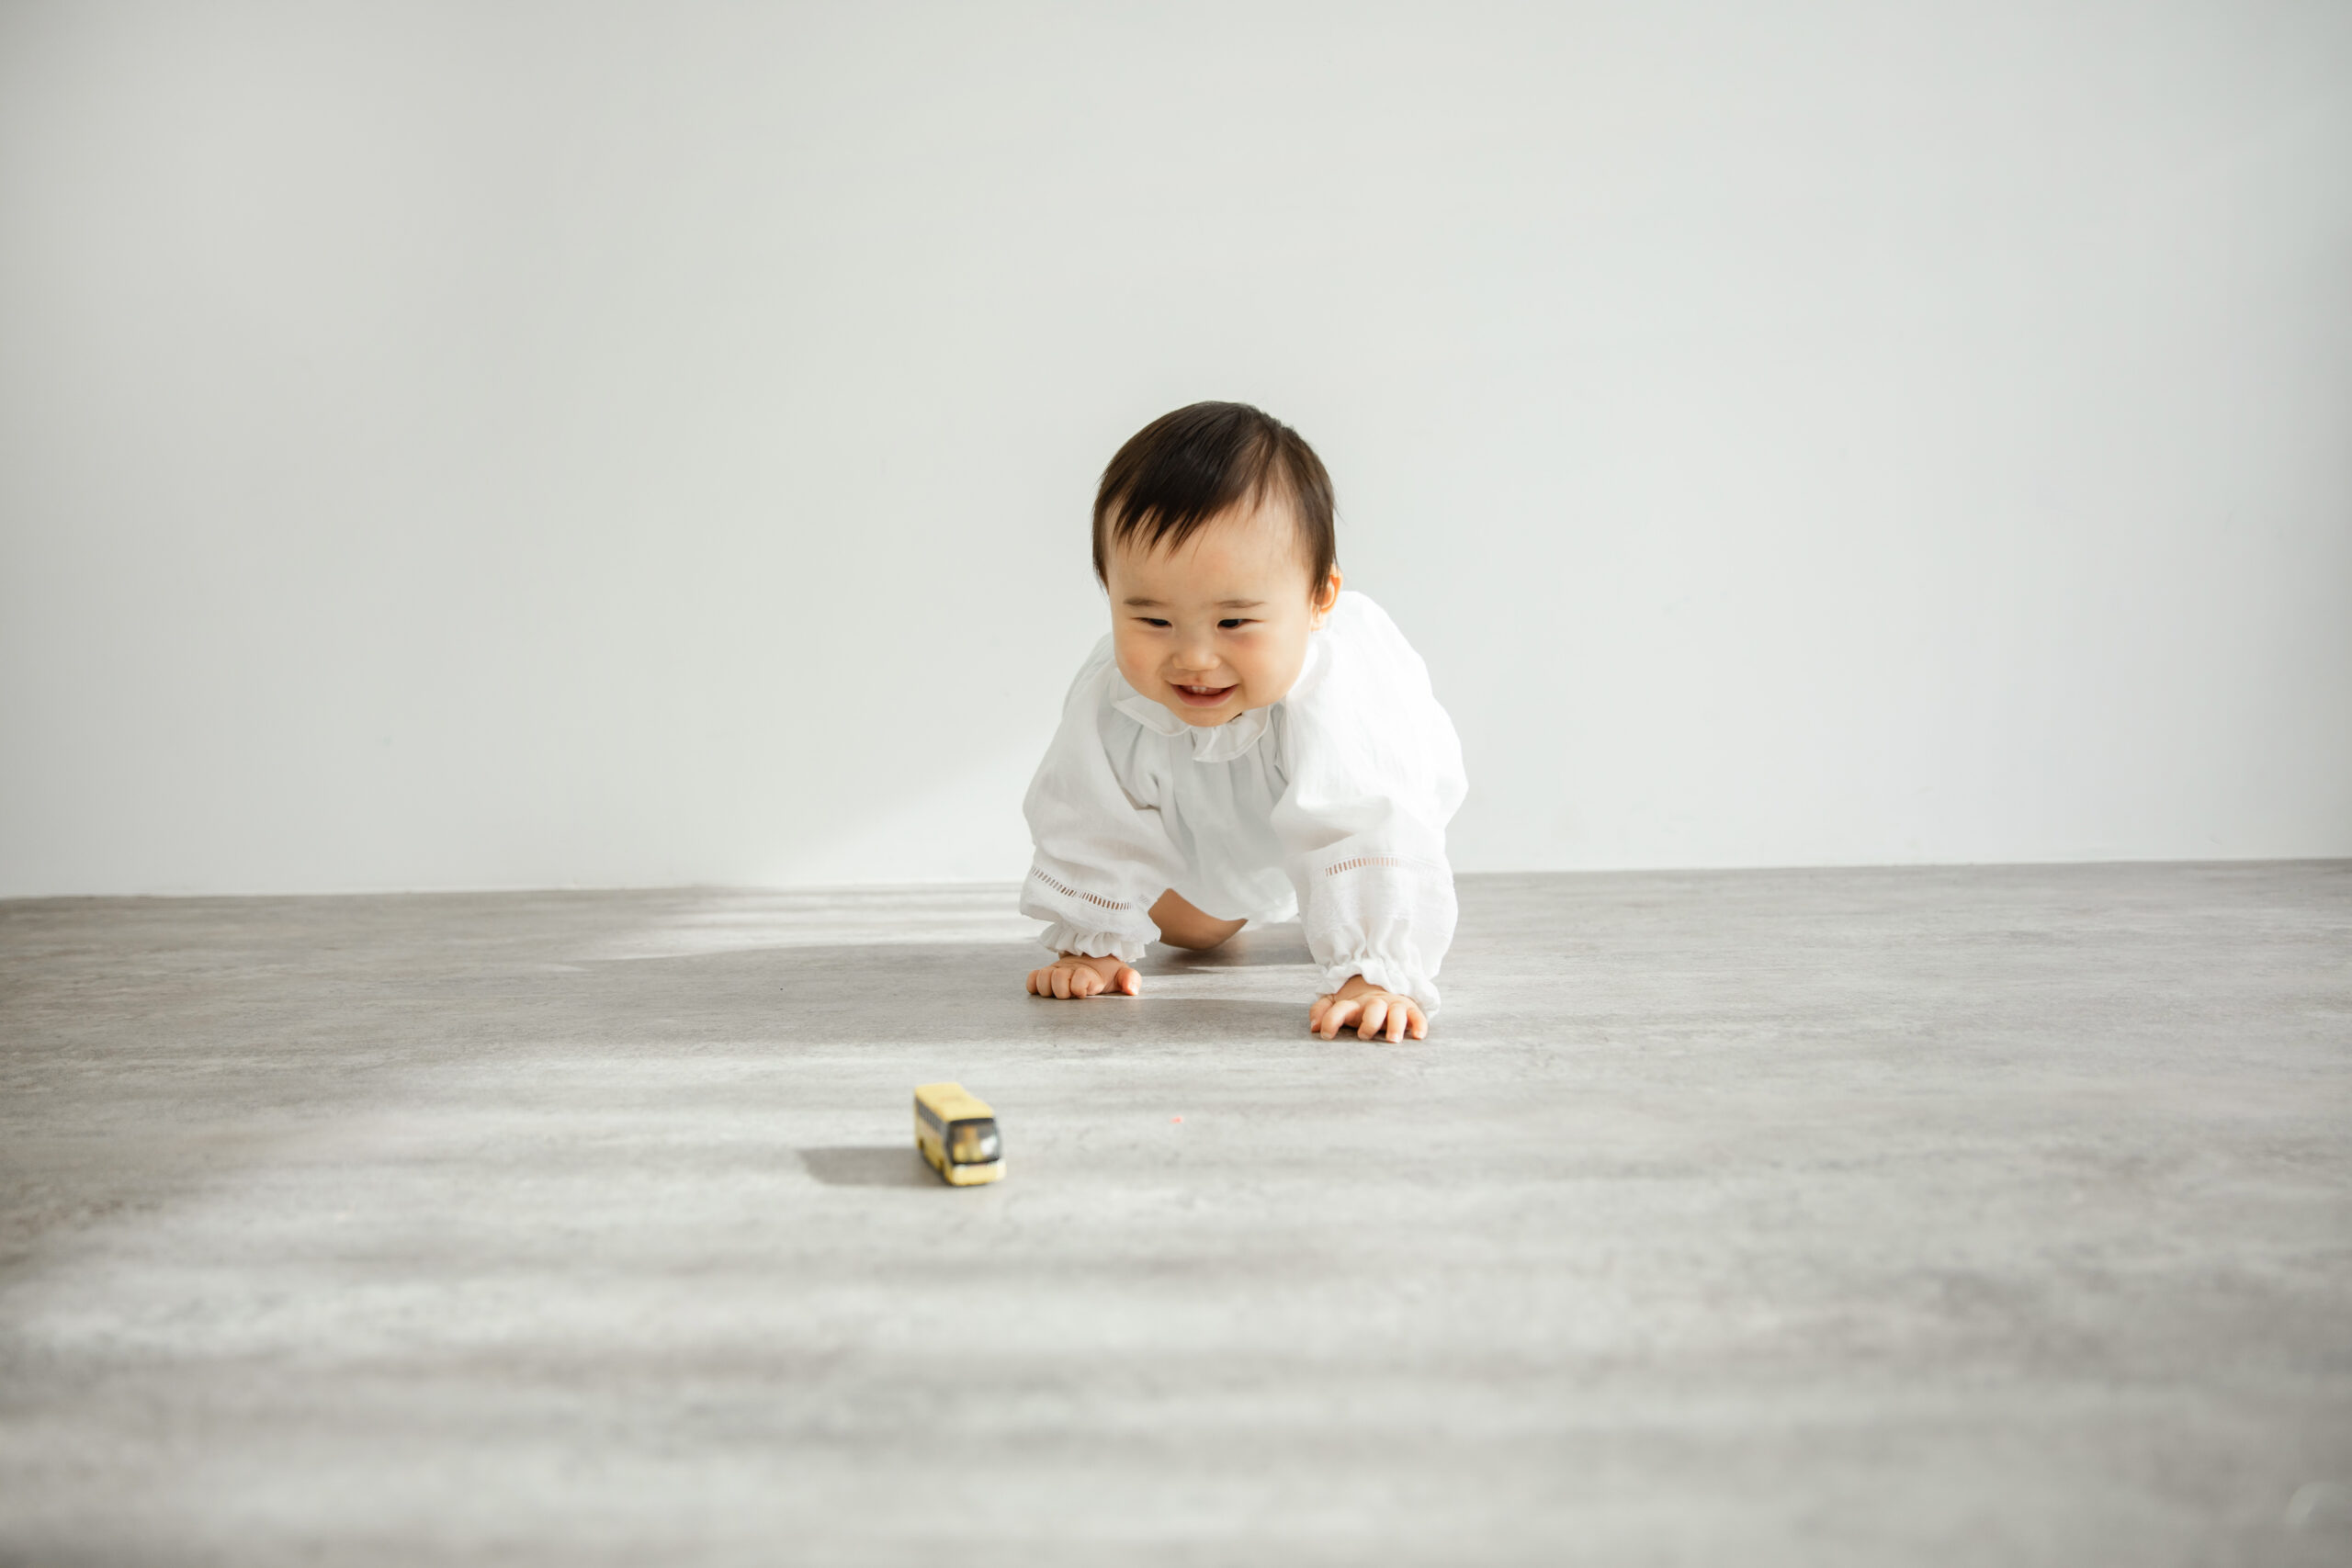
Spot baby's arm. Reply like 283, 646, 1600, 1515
1020, 650, 1184, 1003
1309, 975, 1428, 1043
1026, 952, 1139, 999
1273, 600, 1464, 1045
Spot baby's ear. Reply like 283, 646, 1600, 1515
1311, 566, 1343, 621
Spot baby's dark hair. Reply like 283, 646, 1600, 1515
1092, 401, 1337, 597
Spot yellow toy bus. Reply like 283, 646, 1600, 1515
914, 1082, 1004, 1186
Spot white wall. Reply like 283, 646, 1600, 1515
3, 0, 2346, 897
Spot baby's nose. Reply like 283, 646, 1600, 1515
1172, 636, 1218, 671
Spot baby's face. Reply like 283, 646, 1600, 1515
1104, 497, 1340, 728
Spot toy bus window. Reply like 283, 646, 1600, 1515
946, 1118, 1000, 1165
916, 1100, 944, 1133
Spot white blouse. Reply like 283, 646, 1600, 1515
1020, 592, 1467, 1012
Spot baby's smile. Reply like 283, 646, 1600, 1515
1170, 681, 1238, 708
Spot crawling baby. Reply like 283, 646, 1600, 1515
1019, 402, 1466, 1042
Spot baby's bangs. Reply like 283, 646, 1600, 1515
1091, 402, 1337, 589
1107, 429, 1283, 558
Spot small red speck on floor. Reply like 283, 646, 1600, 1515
1171, 1116, 1183, 1123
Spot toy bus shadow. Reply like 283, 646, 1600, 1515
798, 1145, 939, 1188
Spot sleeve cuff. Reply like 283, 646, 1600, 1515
1038, 921, 1149, 964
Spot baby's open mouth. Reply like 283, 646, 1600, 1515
1170, 682, 1238, 707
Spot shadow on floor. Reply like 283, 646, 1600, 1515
580, 942, 1317, 1045
798, 1145, 939, 1188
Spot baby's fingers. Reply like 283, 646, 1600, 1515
1317, 998, 1361, 1040
1356, 996, 1391, 1041
1407, 1001, 1429, 1040
1114, 965, 1141, 997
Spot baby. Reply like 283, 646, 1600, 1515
1019, 402, 1466, 1042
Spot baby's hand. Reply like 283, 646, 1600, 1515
1025, 952, 1140, 1000
1309, 975, 1429, 1043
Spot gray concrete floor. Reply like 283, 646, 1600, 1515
1, 864, 2347, 1566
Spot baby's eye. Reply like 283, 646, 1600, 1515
1218, 618, 1256, 630
1137, 616, 1171, 628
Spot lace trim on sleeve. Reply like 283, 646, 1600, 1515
1029, 866, 1136, 911
1323, 853, 1449, 879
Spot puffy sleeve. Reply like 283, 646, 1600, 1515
1019, 639, 1187, 963
1271, 594, 1468, 1013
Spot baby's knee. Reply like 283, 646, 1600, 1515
1148, 889, 1247, 951
1159, 920, 1243, 952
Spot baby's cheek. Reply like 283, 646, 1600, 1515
1240, 646, 1303, 704
1108, 637, 1155, 688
